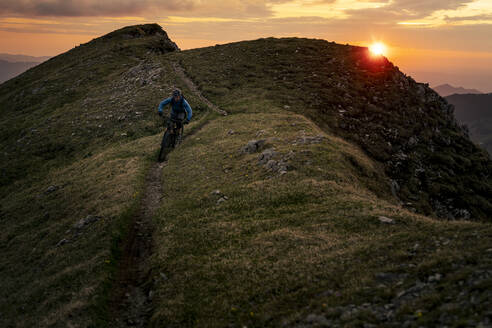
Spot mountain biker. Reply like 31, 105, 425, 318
158, 89, 192, 124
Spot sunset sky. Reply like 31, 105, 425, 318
1, 0, 491, 91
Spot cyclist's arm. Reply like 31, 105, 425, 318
183, 99, 193, 121
158, 97, 172, 114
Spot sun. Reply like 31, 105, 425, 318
369, 42, 387, 56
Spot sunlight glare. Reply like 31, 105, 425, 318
369, 42, 387, 56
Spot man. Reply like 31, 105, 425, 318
158, 89, 192, 123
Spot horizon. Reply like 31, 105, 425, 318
1, 0, 491, 92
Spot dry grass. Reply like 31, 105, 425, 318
147, 111, 492, 327
0, 135, 159, 327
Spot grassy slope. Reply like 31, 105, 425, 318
0, 24, 207, 190
150, 111, 492, 327
0, 136, 151, 327
0, 25, 210, 327
173, 38, 492, 220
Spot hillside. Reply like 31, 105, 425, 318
446, 93, 492, 154
174, 39, 491, 220
433, 84, 483, 97
0, 24, 491, 327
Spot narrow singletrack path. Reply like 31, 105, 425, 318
173, 62, 228, 116
109, 162, 163, 327
109, 61, 222, 327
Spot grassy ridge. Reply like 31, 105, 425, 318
174, 38, 492, 220
150, 112, 492, 327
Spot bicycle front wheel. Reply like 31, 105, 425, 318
158, 130, 173, 162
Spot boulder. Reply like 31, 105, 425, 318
258, 148, 277, 165
241, 139, 266, 154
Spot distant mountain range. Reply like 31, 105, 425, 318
434, 83, 483, 97
0, 53, 51, 63
446, 93, 492, 154
0, 53, 51, 84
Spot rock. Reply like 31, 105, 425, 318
390, 180, 400, 199
217, 197, 227, 204
73, 215, 101, 230
227, 129, 235, 135
378, 216, 394, 224
256, 130, 266, 137
45, 185, 58, 194
293, 135, 324, 145
211, 190, 222, 196
121, 132, 127, 136
284, 105, 291, 109
375, 272, 398, 282
340, 310, 352, 322
363, 324, 377, 328
396, 290, 407, 298
265, 159, 278, 171
258, 148, 277, 165
428, 273, 442, 282
305, 314, 330, 325
454, 208, 471, 220
56, 238, 69, 247
440, 303, 459, 312
241, 139, 266, 154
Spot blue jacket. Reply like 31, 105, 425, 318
158, 97, 192, 121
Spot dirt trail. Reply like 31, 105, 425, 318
109, 162, 163, 327
109, 62, 219, 327
173, 62, 228, 116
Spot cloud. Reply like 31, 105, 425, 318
0, 0, 294, 18
0, 0, 166, 16
444, 13, 492, 22
344, 0, 475, 22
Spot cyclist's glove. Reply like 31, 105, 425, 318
184, 119, 190, 125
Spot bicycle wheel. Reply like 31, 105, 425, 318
158, 130, 173, 162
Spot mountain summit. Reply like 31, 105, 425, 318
1, 24, 491, 327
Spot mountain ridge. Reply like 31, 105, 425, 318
174, 37, 492, 220
433, 83, 483, 97
1, 24, 491, 327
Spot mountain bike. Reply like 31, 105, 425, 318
158, 117, 185, 162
